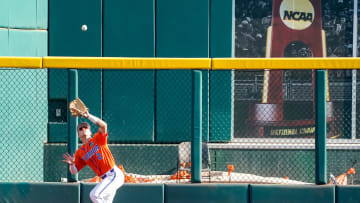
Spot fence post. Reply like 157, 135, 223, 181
192, 70, 202, 183
67, 69, 78, 182
315, 69, 327, 185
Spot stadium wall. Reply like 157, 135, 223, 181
2, 1, 360, 202
0, 0, 48, 182
45, 0, 234, 183
4, 182, 357, 203
47, 0, 233, 144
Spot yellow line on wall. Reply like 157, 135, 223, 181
212, 58, 360, 70
3, 57, 360, 70
0, 57, 42, 68
43, 57, 211, 69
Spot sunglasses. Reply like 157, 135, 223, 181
78, 127, 89, 131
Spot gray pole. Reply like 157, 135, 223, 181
352, 0, 358, 140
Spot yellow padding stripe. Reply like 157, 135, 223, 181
0, 57, 42, 68
212, 58, 360, 70
43, 57, 211, 69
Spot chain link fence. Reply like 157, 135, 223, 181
0, 68, 47, 182
2, 67, 360, 185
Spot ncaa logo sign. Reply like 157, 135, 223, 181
280, 0, 314, 30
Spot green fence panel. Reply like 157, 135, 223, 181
81, 183, 164, 203
202, 70, 209, 142
209, 71, 233, 142
78, 69, 102, 133
1, 0, 47, 29
155, 0, 209, 143
103, 0, 155, 142
48, 69, 68, 143
327, 149, 360, 185
9, 0, 37, 28
155, 0, 208, 57
49, 0, 101, 56
209, 0, 234, 142
9, 30, 47, 56
250, 185, 335, 203
336, 186, 360, 203
48, 123, 68, 143
156, 70, 192, 142
36, 0, 48, 29
212, 149, 315, 183
0, 69, 47, 182
110, 145, 178, 175
210, 0, 234, 58
48, 70, 101, 142
103, 70, 155, 142
0, 29, 9, 55
103, 0, 155, 57
48, 70, 68, 99
156, 70, 209, 143
0, 0, 9, 27
0, 183, 80, 203
164, 184, 249, 203
48, 0, 102, 143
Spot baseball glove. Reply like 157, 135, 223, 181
69, 97, 88, 117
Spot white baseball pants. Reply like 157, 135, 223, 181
90, 166, 124, 203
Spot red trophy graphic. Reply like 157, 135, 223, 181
248, 0, 334, 137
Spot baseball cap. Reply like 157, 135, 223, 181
77, 122, 90, 131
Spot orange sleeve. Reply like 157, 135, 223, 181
74, 151, 86, 172
93, 131, 108, 145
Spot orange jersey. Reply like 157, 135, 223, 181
74, 131, 116, 177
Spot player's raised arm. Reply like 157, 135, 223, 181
83, 110, 107, 135
68, 98, 107, 135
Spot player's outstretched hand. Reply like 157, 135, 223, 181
83, 110, 90, 118
62, 152, 75, 165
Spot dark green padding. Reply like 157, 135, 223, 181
49, 0, 101, 56
156, 70, 193, 142
103, 0, 155, 57
209, 71, 233, 142
250, 184, 335, 203
0, 183, 80, 203
155, 0, 209, 57
336, 186, 360, 203
103, 70, 155, 142
165, 184, 249, 203
80, 183, 164, 203
209, 0, 233, 142
210, 0, 233, 57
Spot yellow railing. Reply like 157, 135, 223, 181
2, 56, 360, 69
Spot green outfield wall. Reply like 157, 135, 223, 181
48, 0, 233, 144
0, 0, 48, 182
2, 2, 360, 203
2, 182, 353, 203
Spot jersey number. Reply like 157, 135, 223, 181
96, 153, 103, 160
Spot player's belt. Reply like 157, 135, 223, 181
101, 168, 115, 179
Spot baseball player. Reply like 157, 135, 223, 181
62, 110, 124, 203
